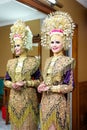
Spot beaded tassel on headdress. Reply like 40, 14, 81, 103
41, 11, 75, 50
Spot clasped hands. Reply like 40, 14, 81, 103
38, 82, 61, 93
37, 82, 50, 93
12, 81, 26, 90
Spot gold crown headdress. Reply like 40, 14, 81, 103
10, 20, 33, 53
41, 11, 75, 50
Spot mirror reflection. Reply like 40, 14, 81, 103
0, 0, 47, 76
0, 1, 49, 130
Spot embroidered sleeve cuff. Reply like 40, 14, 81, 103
26, 80, 40, 88
4, 80, 12, 88
49, 84, 73, 93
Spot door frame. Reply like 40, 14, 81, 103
72, 25, 79, 130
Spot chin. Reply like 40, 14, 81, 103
53, 50, 60, 53
15, 53, 20, 56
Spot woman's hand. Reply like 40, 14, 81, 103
12, 81, 26, 90
37, 82, 49, 93
16, 81, 25, 87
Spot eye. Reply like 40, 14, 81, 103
56, 41, 60, 44
17, 44, 20, 47
14, 44, 20, 48
51, 41, 54, 44
14, 45, 16, 48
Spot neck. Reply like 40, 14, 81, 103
54, 51, 63, 57
19, 52, 27, 59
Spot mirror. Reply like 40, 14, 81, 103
0, 0, 56, 73
0, 0, 55, 77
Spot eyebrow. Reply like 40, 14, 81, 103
51, 41, 60, 43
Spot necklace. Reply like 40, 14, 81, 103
15, 57, 26, 72
44, 52, 64, 85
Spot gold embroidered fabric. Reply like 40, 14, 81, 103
43, 54, 75, 86
4, 56, 40, 130
15, 57, 26, 82
40, 53, 75, 130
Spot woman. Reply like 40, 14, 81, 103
38, 11, 75, 130
4, 20, 41, 130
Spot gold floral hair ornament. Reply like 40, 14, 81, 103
10, 20, 33, 53
41, 11, 75, 50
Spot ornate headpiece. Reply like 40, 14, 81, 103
10, 20, 33, 53
41, 11, 75, 50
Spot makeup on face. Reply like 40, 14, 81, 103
14, 39, 25, 56
51, 40, 60, 44
50, 34, 64, 55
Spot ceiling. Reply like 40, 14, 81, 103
0, 0, 47, 27
0, 0, 87, 27
76, 0, 87, 8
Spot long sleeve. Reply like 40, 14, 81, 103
50, 70, 74, 93
4, 72, 12, 88
26, 68, 42, 88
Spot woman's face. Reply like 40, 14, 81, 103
50, 34, 64, 54
14, 39, 25, 56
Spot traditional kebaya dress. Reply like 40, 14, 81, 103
40, 52, 75, 130
4, 56, 41, 130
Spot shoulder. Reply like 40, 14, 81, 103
26, 56, 40, 74
7, 58, 16, 66
63, 56, 75, 62
62, 56, 75, 69
26, 56, 40, 69
27, 56, 40, 64
6, 58, 17, 71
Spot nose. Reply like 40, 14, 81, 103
53, 41, 57, 46
54, 41, 57, 45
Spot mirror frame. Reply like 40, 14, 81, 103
17, 0, 55, 14
33, 35, 41, 69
